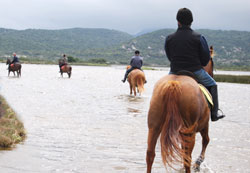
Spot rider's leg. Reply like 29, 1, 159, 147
122, 67, 134, 83
193, 69, 225, 122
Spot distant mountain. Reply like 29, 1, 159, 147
116, 29, 250, 68
0, 28, 133, 59
134, 28, 161, 37
0, 27, 250, 69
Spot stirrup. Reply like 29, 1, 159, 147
211, 109, 225, 121
218, 109, 226, 117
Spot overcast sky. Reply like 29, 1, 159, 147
0, 0, 250, 34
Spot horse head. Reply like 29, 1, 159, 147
203, 45, 214, 78
126, 65, 131, 70
6, 58, 11, 65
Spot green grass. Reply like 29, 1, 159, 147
214, 74, 250, 84
142, 66, 158, 70
0, 96, 26, 149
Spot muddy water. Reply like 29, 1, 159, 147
0, 63, 249, 173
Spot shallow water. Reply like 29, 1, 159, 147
0, 63, 250, 173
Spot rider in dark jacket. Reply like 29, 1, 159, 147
165, 8, 225, 121
11, 53, 19, 64
121, 50, 143, 83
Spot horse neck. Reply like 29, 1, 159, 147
204, 59, 214, 77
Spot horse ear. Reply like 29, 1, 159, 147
210, 46, 214, 58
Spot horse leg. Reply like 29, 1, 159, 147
194, 125, 209, 171
133, 85, 136, 96
146, 127, 161, 173
182, 134, 196, 173
129, 84, 132, 95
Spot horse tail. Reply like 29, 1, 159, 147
137, 74, 145, 94
160, 80, 193, 168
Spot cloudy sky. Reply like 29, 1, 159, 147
0, 0, 249, 34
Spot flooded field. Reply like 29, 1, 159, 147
0, 63, 250, 173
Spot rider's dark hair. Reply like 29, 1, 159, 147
135, 50, 140, 54
176, 8, 193, 25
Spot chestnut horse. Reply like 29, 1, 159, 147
59, 59, 72, 78
6, 59, 22, 77
146, 48, 215, 172
127, 66, 146, 96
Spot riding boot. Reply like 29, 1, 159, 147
121, 71, 129, 83
209, 85, 225, 121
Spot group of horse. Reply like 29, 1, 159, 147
6, 58, 72, 78
6, 46, 215, 172
125, 47, 215, 172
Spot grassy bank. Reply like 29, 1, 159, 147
214, 74, 250, 84
0, 96, 26, 149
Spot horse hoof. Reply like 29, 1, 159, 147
193, 164, 200, 172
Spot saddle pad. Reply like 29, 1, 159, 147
61, 65, 66, 70
10, 64, 14, 67
198, 84, 213, 107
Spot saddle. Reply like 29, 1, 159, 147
198, 84, 213, 108
176, 70, 213, 108
61, 65, 66, 70
10, 63, 20, 68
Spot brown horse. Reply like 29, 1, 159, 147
146, 48, 215, 172
6, 59, 22, 77
126, 66, 146, 96
59, 59, 72, 78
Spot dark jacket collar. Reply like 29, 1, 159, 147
177, 25, 192, 31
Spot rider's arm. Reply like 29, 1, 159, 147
165, 36, 172, 62
199, 35, 210, 66
130, 57, 134, 65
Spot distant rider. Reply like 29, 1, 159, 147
121, 50, 144, 83
9, 53, 19, 69
59, 54, 68, 72
11, 53, 19, 64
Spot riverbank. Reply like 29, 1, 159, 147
1, 59, 250, 84
214, 74, 250, 84
0, 59, 109, 67
0, 95, 26, 149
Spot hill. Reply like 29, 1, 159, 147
0, 28, 250, 69
0, 28, 133, 59
117, 29, 250, 69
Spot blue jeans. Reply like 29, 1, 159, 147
169, 69, 216, 87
